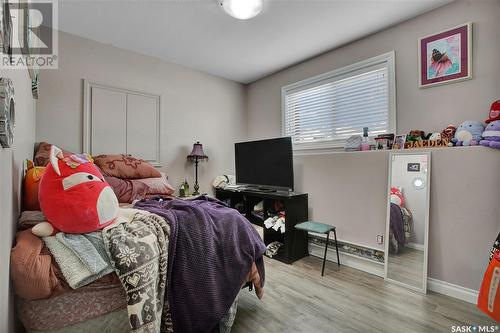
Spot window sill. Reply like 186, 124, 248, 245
293, 145, 488, 156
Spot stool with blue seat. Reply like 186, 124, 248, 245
295, 221, 340, 276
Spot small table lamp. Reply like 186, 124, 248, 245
187, 141, 208, 195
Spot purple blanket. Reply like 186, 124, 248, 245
135, 196, 266, 333
390, 203, 405, 246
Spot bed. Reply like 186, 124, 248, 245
11, 156, 266, 333
13, 142, 266, 332
12, 197, 266, 333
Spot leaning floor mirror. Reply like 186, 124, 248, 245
385, 152, 431, 293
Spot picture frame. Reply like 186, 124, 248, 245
392, 135, 406, 150
418, 22, 472, 88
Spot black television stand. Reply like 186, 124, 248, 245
246, 186, 277, 193
215, 187, 309, 264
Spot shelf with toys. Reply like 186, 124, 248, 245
305, 100, 500, 155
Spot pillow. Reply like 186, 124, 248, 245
34, 142, 74, 167
135, 172, 175, 196
93, 154, 161, 179
104, 173, 174, 203
104, 175, 150, 203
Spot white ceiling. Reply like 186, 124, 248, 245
58, 0, 452, 84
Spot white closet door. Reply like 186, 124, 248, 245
91, 87, 127, 155
84, 80, 161, 166
126, 94, 160, 163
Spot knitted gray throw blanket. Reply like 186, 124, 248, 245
43, 231, 114, 289
102, 211, 173, 333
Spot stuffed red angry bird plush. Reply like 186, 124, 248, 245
390, 187, 405, 206
36, 145, 118, 235
485, 100, 500, 124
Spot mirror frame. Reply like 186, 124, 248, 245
384, 151, 431, 293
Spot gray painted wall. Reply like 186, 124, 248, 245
247, 0, 500, 290
37, 31, 247, 194
0, 69, 36, 332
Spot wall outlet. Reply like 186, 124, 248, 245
377, 235, 384, 244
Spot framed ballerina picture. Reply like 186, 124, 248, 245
419, 22, 472, 88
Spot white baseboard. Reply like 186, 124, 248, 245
309, 242, 384, 278
427, 278, 479, 304
308, 241, 478, 304
406, 242, 425, 251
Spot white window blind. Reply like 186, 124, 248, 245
282, 52, 395, 151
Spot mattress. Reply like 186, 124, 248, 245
26, 309, 129, 333
17, 282, 127, 332
20, 289, 239, 333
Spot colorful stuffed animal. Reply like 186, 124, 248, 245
34, 145, 118, 236
428, 132, 441, 141
480, 120, 500, 149
452, 121, 485, 146
23, 161, 45, 211
485, 100, 500, 124
390, 187, 404, 206
406, 130, 426, 142
441, 124, 457, 142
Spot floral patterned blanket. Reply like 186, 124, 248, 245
102, 210, 173, 333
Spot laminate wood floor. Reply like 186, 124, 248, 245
387, 247, 424, 289
233, 255, 495, 333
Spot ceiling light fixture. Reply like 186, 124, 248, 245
413, 177, 425, 190
218, 0, 263, 20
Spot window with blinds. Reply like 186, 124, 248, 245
282, 52, 395, 151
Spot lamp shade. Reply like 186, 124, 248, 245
187, 141, 208, 161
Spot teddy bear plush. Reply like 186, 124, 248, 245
452, 121, 485, 146
480, 120, 500, 149
33, 145, 119, 236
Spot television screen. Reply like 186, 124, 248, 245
235, 137, 294, 191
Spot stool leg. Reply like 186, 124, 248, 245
322, 232, 329, 277
333, 229, 340, 266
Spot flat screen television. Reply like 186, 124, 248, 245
235, 137, 294, 191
